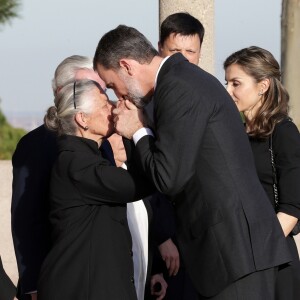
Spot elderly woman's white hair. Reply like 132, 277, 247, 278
45, 80, 102, 136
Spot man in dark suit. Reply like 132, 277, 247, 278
11, 125, 57, 300
93, 25, 292, 299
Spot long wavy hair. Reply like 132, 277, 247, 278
224, 46, 289, 138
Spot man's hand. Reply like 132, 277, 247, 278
113, 100, 145, 139
150, 273, 168, 300
158, 238, 180, 276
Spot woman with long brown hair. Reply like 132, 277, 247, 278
224, 46, 300, 299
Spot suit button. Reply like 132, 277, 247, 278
131, 277, 135, 284
129, 250, 133, 257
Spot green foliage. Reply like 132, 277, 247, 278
0, 0, 23, 158
0, 109, 27, 159
0, 0, 20, 26
0, 107, 6, 125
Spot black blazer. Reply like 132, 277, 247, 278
134, 53, 292, 297
11, 125, 57, 297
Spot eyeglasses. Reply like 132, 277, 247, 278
73, 81, 77, 109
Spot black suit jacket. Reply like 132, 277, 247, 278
11, 125, 57, 297
134, 53, 291, 297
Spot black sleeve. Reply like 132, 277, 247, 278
147, 192, 176, 245
68, 152, 155, 206
135, 78, 209, 196
274, 120, 300, 219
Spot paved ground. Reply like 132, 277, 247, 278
0, 160, 18, 285
1, 160, 300, 288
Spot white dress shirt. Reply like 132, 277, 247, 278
123, 163, 149, 300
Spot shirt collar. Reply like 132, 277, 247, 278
154, 56, 170, 90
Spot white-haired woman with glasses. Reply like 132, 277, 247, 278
38, 80, 154, 300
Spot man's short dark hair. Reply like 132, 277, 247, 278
160, 12, 205, 46
93, 25, 158, 70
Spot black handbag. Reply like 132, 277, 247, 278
269, 133, 300, 236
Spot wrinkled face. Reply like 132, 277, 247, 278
225, 63, 262, 118
159, 33, 201, 65
96, 65, 150, 108
85, 87, 114, 139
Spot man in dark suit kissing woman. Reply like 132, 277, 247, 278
93, 25, 292, 300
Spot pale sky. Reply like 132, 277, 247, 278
0, 0, 281, 117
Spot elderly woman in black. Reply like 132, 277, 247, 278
38, 80, 153, 300
224, 46, 300, 300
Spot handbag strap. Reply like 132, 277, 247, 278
269, 134, 279, 209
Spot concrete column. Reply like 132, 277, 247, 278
281, 0, 300, 129
159, 0, 214, 74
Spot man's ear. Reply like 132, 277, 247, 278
119, 59, 133, 76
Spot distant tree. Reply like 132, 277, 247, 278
0, 0, 20, 26
0, 109, 26, 159
0, 0, 23, 159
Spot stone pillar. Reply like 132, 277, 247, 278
281, 0, 300, 129
159, 0, 214, 74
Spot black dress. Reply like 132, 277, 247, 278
38, 135, 152, 300
249, 118, 300, 299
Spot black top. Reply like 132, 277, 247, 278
249, 118, 300, 219
38, 135, 152, 300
